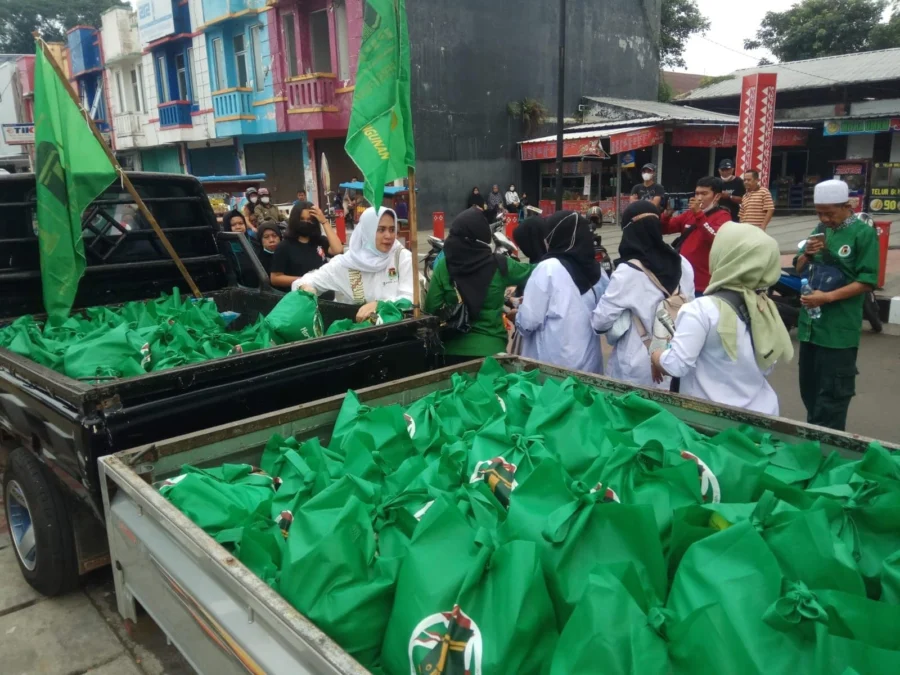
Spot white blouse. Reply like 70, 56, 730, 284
659, 297, 779, 415
293, 248, 414, 304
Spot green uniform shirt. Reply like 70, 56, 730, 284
424, 257, 533, 357
796, 217, 879, 349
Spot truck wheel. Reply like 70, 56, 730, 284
3, 448, 78, 596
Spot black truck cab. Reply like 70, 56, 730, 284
0, 172, 439, 595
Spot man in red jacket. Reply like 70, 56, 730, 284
660, 176, 733, 293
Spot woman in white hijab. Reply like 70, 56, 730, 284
294, 206, 413, 322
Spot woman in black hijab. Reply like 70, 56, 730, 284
424, 208, 533, 362
617, 201, 682, 294
466, 187, 482, 208
514, 211, 608, 373
512, 215, 549, 263
591, 200, 693, 388
543, 211, 604, 294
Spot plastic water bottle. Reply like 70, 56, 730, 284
800, 278, 822, 320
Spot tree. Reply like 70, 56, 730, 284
659, 0, 711, 69
743, 0, 900, 62
0, 0, 128, 54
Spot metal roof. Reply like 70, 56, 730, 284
680, 48, 900, 101
582, 97, 740, 122
520, 125, 658, 145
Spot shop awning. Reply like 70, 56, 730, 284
671, 125, 809, 147
519, 125, 665, 161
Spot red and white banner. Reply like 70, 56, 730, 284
520, 137, 608, 161
608, 126, 664, 155
672, 125, 806, 148
735, 73, 778, 186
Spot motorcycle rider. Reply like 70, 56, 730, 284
794, 179, 880, 431
254, 188, 286, 225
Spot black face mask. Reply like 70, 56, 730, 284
291, 220, 320, 239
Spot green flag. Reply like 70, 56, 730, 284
344, 0, 415, 210
34, 41, 117, 324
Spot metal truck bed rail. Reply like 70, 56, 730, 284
99, 357, 898, 675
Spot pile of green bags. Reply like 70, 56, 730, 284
158, 358, 900, 674
0, 290, 411, 382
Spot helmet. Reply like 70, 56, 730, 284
246, 187, 258, 196
258, 188, 270, 196
587, 206, 602, 223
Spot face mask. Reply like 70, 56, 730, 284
249, 196, 258, 204
642, 173, 653, 181
263, 247, 274, 254
261, 197, 270, 205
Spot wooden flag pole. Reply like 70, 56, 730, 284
35, 36, 202, 299
407, 167, 421, 318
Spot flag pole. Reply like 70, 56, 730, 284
406, 167, 420, 318
34, 35, 202, 299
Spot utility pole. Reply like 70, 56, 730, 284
554, 0, 567, 210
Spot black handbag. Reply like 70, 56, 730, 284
437, 285, 471, 334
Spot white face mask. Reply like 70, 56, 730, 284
249, 196, 258, 204
642, 173, 654, 181
261, 197, 270, 204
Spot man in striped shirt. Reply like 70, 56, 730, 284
739, 170, 775, 230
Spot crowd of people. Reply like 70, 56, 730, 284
427, 175, 879, 432
219, 168, 879, 434
631, 159, 776, 231
467, 184, 530, 219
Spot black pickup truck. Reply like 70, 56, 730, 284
0, 172, 440, 596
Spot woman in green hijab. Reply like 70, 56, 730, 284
650, 222, 793, 415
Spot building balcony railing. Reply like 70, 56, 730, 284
113, 112, 145, 138
158, 101, 193, 128
286, 74, 337, 112
212, 88, 254, 121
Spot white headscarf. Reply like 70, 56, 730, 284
332, 206, 402, 273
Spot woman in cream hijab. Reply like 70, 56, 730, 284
295, 206, 413, 322
650, 222, 793, 415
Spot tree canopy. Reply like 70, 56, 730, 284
744, 0, 900, 62
660, 0, 711, 69
0, 0, 128, 54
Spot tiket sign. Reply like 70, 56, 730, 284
735, 73, 777, 186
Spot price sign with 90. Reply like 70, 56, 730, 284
869, 198, 900, 213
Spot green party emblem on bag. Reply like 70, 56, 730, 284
679, 450, 721, 503
409, 605, 483, 675
469, 456, 517, 508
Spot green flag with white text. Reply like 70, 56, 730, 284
344, 0, 415, 209
34, 41, 117, 324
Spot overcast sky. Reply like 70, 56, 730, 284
677, 0, 784, 76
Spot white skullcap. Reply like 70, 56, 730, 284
814, 179, 850, 205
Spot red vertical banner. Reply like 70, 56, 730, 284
335, 210, 347, 243
505, 212, 519, 239
735, 73, 778, 186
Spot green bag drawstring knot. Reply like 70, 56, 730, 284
763, 581, 828, 632
542, 481, 611, 543
837, 481, 878, 563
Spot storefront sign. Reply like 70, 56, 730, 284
137, 0, 176, 47
583, 173, 591, 196
2, 123, 34, 145
870, 162, 900, 213
620, 151, 635, 168
520, 137, 608, 161
735, 73, 778, 187
609, 126, 664, 155
672, 126, 807, 148
834, 163, 864, 175
823, 118, 900, 137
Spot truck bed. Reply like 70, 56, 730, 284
98, 357, 898, 675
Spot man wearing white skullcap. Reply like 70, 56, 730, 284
793, 179, 880, 430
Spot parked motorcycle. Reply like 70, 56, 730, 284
588, 207, 614, 276
768, 217, 883, 333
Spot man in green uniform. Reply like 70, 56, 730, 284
794, 179, 880, 431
